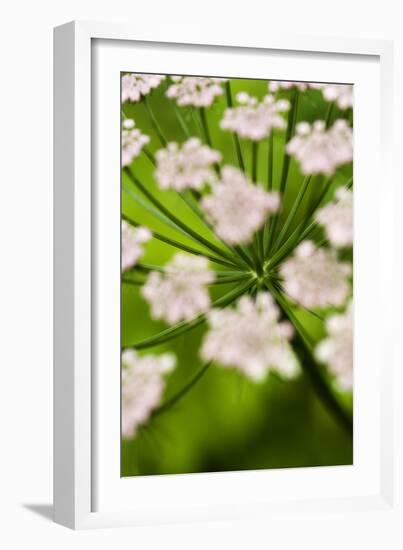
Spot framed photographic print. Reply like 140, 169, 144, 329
54, 21, 401, 535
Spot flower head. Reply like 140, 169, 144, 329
316, 302, 353, 389
316, 187, 353, 247
280, 240, 352, 308
201, 292, 298, 382
121, 73, 165, 103
155, 138, 221, 191
121, 119, 150, 167
122, 221, 152, 272
201, 166, 279, 245
142, 254, 215, 325
311, 83, 353, 110
166, 76, 227, 107
286, 119, 353, 175
121, 349, 176, 438
220, 92, 290, 141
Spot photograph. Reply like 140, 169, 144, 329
120, 73, 353, 477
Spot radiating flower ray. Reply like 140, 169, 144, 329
267, 282, 353, 434
124, 167, 246, 268
266, 87, 301, 255
130, 132, 251, 269
123, 278, 256, 351
123, 106, 253, 270
122, 213, 243, 269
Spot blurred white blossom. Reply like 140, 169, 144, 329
311, 83, 353, 110
269, 81, 308, 92
201, 292, 298, 382
142, 254, 215, 325
166, 76, 227, 107
316, 187, 353, 247
122, 221, 152, 272
280, 240, 352, 308
286, 119, 353, 175
220, 92, 290, 141
121, 349, 176, 438
121, 73, 165, 103
316, 302, 353, 390
121, 119, 150, 167
155, 138, 221, 191
201, 166, 280, 245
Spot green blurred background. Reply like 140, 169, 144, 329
121, 76, 353, 477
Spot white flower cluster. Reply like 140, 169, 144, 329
311, 83, 353, 110
154, 138, 221, 191
316, 302, 353, 390
316, 187, 353, 248
166, 76, 227, 107
201, 292, 297, 382
121, 119, 150, 167
121, 73, 165, 103
142, 254, 215, 325
121, 221, 152, 272
280, 241, 351, 308
220, 92, 290, 141
121, 349, 176, 438
201, 166, 280, 245
268, 81, 308, 92
286, 119, 353, 176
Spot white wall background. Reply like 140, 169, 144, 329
0, 1, 401, 548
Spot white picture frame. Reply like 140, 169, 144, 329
54, 20, 401, 534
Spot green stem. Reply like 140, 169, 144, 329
122, 278, 145, 286
279, 89, 300, 195
267, 132, 274, 190
210, 274, 252, 285
271, 175, 312, 253
325, 101, 335, 128
143, 95, 167, 147
199, 107, 220, 174
199, 107, 213, 147
153, 362, 212, 418
172, 103, 191, 139
251, 141, 258, 182
225, 81, 245, 171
